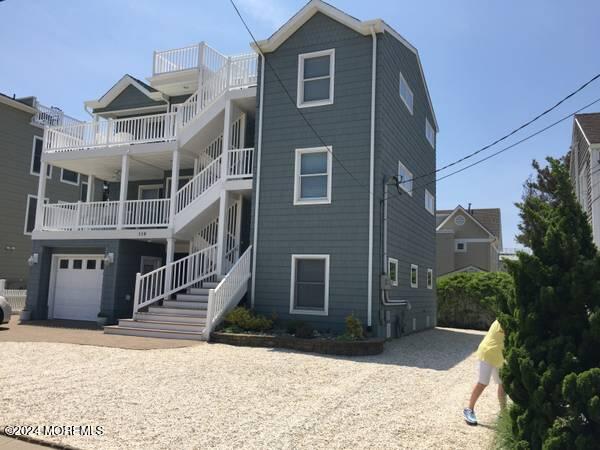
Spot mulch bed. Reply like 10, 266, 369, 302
210, 331, 385, 356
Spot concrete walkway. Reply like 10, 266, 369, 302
0, 316, 200, 350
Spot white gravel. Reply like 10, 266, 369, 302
0, 328, 499, 450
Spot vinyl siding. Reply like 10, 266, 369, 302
92, 85, 167, 114
251, 12, 373, 331
373, 31, 437, 335
0, 102, 101, 287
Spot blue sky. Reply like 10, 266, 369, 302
2, 0, 600, 246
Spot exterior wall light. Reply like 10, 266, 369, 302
27, 253, 39, 266
103, 253, 115, 265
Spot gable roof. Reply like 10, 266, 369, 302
84, 74, 166, 110
437, 206, 502, 244
574, 113, 600, 145
251, 0, 438, 130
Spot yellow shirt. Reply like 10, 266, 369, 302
476, 320, 505, 368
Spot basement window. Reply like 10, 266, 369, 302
297, 49, 335, 108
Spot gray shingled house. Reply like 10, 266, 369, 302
0, 94, 96, 288
25, 0, 438, 339
436, 206, 503, 276
569, 113, 600, 246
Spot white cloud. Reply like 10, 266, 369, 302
236, 0, 292, 29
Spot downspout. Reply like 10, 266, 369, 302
250, 52, 266, 307
367, 26, 377, 328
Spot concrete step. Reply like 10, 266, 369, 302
148, 306, 207, 317
163, 300, 208, 310
188, 287, 210, 295
135, 312, 206, 324
104, 325, 205, 341
117, 319, 204, 333
176, 293, 209, 302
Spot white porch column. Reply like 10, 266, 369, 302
117, 154, 129, 229
86, 175, 95, 203
165, 237, 175, 299
193, 157, 199, 176
215, 190, 228, 275
34, 161, 48, 230
169, 149, 180, 226
221, 99, 232, 181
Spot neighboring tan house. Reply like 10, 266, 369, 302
569, 113, 600, 246
0, 93, 101, 288
436, 206, 502, 276
25, 0, 438, 339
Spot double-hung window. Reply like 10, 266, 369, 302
425, 189, 435, 215
290, 254, 329, 315
24, 194, 48, 235
425, 118, 435, 147
294, 147, 332, 205
398, 161, 413, 195
399, 72, 414, 114
30, 136, 51, 178
297, 49, 335, 107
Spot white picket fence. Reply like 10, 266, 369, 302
0, 279, 26, 313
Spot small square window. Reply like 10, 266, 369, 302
399, 72, 414, 114
297, 49, 335, 108
427, 268, 433, 289
388, 258, 398, 286
410, 264, 418, 288
73, 259, 83, 269
455, 241, 467, 252
59, 259, 69, 269
398, 161, 413, 195
86, 259, 96, 270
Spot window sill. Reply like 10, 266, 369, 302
297, 98, 334, 109
294, 197, 331, 206
290, 308, 328, 316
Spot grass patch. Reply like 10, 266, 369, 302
492, 407, 518, 450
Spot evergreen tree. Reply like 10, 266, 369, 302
498, 157, 600, 449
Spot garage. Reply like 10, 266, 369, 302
49, 255, 104, 321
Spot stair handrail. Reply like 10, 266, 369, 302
175, 155, 222, 213
204, 245, 252, 338
133, 244, 218, 314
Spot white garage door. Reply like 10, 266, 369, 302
51, 255, 104, 321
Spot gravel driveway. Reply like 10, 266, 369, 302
0, 328, 499, 449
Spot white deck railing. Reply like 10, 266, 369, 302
204, 246, 252, 338
175, 156, 222, 213
41, 199, 170, 231
133, 244, 219, 313
33, 102, 82, 128
44, 112, 177, 153
227, 148, 254, 178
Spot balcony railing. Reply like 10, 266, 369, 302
226, 148, 254, 179
33, 102, 82, 128
44, 112, 177, 153
41, 199, 170, 231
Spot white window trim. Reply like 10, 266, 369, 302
289, 254, 330, 316
24, 194, 48, 235
30, 136, 52, 178
399, 72, 414, 114
297, 48, 335, 108
425, 118, 435, 148
427, 268, 433, 289
388, 257, 399, 286
410, 264, 419, 288
455, 240, 468, 253
293, 146, 333, 205
425, 189, 435, 215
60, 168, 80, 186
137, 184, 164, 200
398, 160, 413, 196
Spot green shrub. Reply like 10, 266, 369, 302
224, 307, 273, 332
336, 313, 364, 341
294, 323, 315, 339
436, 271, 513, 330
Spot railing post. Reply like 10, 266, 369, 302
75, 201, 82, 231
34, 161, 48, 232
133, 272, 141, 315
106, 118, 113, 146
117, 154, 129, 229
152, 50, 157, 76
204, 289, 215, 339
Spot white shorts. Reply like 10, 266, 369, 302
478, 360, 501, 385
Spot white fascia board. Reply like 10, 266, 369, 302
436, 205, 496, 239
84, 75, 167, 110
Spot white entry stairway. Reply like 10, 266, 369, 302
104, 245, 252, 340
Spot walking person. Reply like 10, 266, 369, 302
463, 319, 507, 425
